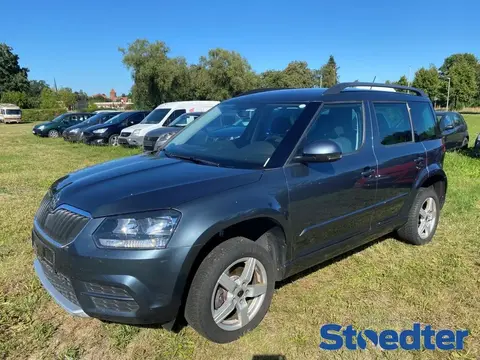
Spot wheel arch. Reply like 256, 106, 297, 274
416, 167, 448, 208
172, 214, 289, 324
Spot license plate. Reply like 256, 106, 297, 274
33, 233, 55, 266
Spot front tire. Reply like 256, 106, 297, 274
108, 134, 119, 146
48, 129, 60, 138
396, 187, 440, 245
185, 237, 275, 343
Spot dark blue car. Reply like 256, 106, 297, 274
32, 83, 446, 343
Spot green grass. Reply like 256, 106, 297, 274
0, 117, 479, 359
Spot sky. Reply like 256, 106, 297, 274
2, 0, 480, 95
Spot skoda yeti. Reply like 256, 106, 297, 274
32, 83, 447, 343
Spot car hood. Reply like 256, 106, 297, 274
50, 154, 263, 218
34, 122, 53, 129
122, 123, 157, 135
83, 123, 113, 132
66, 122, 91, 131
145, 126, 182, 137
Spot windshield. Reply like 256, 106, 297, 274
6, 109, 21, 115
171, 113, 201, 127
164, 102, 307, 169
84, 112, 119, 126
104, 112, 130, 125
141, 108, 171, 124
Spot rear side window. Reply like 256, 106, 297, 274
409, 102, 439, 141
373, 103, 412, 145
453, 113, 464, 126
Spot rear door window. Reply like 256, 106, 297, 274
373, 103, 413, 145
409, 101, 439, 141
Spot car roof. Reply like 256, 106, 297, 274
0, 103, 21, 109
226, 84, 430, 104
156, 101, 219, 109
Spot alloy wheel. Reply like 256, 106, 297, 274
211, 257, 268, 331
418, 197, 437, 239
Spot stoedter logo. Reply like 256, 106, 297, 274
319, 323, 469, 351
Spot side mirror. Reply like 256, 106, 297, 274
294, 140, 343, 163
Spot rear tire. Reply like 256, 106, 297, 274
396, 187, 440, 245
185, 237, 275, 343
48, 129, 59, 138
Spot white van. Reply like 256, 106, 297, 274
0, 104, 22, 123
119, 100, 219, 147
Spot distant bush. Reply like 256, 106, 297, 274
21, 108, 65, 123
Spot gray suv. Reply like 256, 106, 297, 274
32, 83, 447, 343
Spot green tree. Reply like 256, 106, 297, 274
412, 65, 440, 101
40, 88, 59, 109
319, 55, 339, 88
448, 58, 478, 109
197, 48, 258, 99
0, 91, 30, 108
395, 75, 409, 86
58, 87, 77, 110
282, 61, 314, 88
439, 53, 480, 108
120, 39, 192, 108
0, 43, 29, 97
260, 70, 288, 88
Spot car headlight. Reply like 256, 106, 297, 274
93, 210, 180, 249
70, 128, 79, 133
154, 132, 175, 151
132, 129, 141, 136
38, 125, 45, 130
93, 128, 108, 134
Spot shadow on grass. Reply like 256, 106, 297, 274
275, 235, 389, 289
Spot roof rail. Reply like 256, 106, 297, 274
235, 88, 285, 97
323, 82, 427, 97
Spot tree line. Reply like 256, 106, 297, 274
0, 43, 88, 110
1, 40, 479, 111
119, 40, 339, 109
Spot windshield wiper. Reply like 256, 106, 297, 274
162, 150, 220, 167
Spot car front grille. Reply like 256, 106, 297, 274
121, 132, 131, 137
35, 192, 89, 245
143, 136, 159, 151
40, 260, 79, 306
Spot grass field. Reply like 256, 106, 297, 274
1, 117, 479, 360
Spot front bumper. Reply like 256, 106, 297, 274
119, 134, 144, 147
32, 128, 47, 136
32, 218, 189, 325
63, 131, 83, 142
82, 132, 108, 145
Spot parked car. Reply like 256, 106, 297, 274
435, 111, 469, 150
118, 101, 219, 147
32, 112, 93, 138
143, 112, 204, 152
63, 112, 122, 142
0, 103, 22, 123
474, 133, 480, 156
82, 111, 149, 146
32, 83, 447, 344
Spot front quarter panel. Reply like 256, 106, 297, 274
171, 168, 290, 249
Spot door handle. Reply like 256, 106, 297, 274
361, 167, 375, 178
